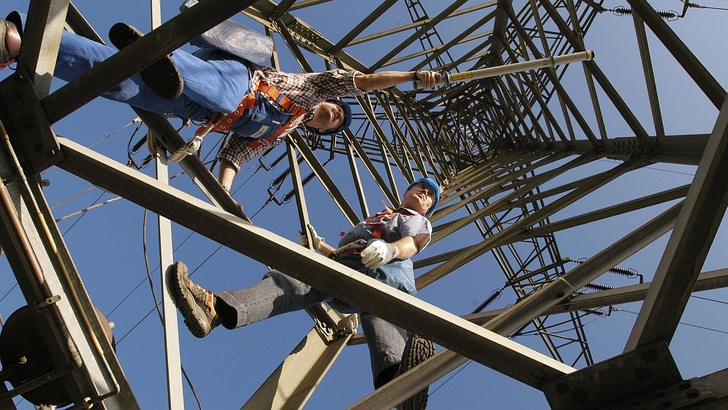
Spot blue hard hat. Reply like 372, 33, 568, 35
406, 177, 440, 217
308, 99, 352, 135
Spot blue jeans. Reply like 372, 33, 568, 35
54, 31, 252, 120
216, 270, 407, 384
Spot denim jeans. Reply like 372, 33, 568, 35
216, 270, 406, 384
54, 30, 252, 120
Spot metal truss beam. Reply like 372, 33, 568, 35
56, 137, 576, 390
0, 113, 138, 410
3, 0, 726, 408
626, 96, 728, 350
626, 0, 725, 109
346, 267, 728, 345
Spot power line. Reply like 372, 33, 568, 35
691, 294, 728, 305
620, 308, 728, 336
681, 0, 728, 12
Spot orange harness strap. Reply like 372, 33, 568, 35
364, 206, 398, 239
194, 82, 308, 147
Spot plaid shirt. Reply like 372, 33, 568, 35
217, 67, 363, 170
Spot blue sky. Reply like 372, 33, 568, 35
1, 0, 727, 409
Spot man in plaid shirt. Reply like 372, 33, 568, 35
0, 15, 440, 192
214, 65, 440, 192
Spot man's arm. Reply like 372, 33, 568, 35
317, 241, 337, 257
390, 233, 430, 259
218, 159, 238, 191
217, 137, 282, 191
354, 70, 441, 91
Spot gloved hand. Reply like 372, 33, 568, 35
299, 223, 324, 250
360, 239, 399, 269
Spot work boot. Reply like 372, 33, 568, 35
108, 22, 183, 100
0, 16, 22, 67
395, 335, 435, 410
168, 261, 219, 338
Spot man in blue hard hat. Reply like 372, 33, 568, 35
0, 13, 441, 194
168, 177, 441, 409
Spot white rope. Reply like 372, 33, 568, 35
168, 134, 205, 162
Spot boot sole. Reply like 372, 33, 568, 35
108, 22, 183, 100
396, 335, 435, 410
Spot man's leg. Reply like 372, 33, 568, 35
168, 262, 328, 337
362, 313, 407, 388
172, 47, 252, 114
217, 159, 238, 192
215, 270, 328, 329
54, 30, 179, 113
108, 23, 183, 100
361, 313, 435, 410
107, 23, 252, 113
56, 26, 250, 117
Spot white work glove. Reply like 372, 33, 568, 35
360, 239, 399, 269
299, 223, 324, 250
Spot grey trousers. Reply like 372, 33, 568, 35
216, 270, 406, 384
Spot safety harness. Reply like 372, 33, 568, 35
169, 82, 308, 162
332, 206, 411, 257
363, 206, 415, 239
201, 82, 307, 147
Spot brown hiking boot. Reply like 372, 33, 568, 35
395, 335, 435, 410
168, 261, 219, 338
108, 22, 183, 100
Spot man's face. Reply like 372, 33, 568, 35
402, 183, 435, 216
307, 101, 346, 134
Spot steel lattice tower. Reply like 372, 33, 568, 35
0, 0, 726, 409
